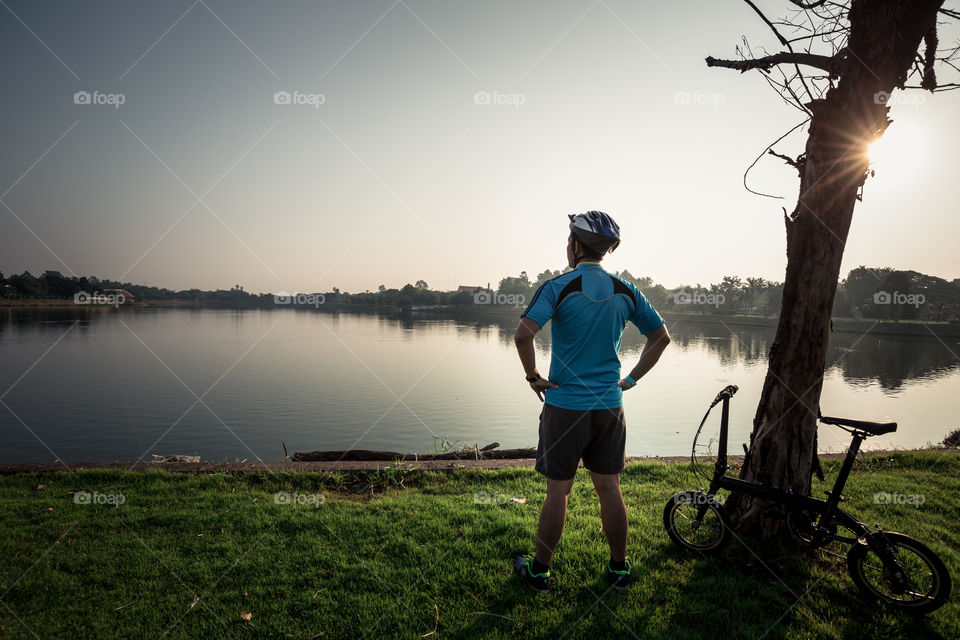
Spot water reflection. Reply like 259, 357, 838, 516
431, 311, 960, 393
1, 307, 958, 462
3, 307, 958, 394
830, 333, 960, 392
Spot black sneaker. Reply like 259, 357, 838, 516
514, 554, 550, 593
606, 559, 631, 590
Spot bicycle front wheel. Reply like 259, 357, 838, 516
847, 532, 952, 614
663, 491, 730, 555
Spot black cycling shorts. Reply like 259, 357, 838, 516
534, 403, 626, 480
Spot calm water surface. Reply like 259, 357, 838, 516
2, 308, 958, 462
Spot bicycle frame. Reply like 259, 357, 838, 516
703, 393, 870, 545
675, 388, 946, 609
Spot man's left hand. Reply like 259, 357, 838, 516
529, 376, 559, 402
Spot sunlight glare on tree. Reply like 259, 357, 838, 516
867, 120, 926, 176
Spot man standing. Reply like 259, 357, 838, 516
513, 211, 670, 593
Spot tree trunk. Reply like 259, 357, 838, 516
732, 0, 943, 536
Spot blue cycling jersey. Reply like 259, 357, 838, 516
520, 262, 664, 410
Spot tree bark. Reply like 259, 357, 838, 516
730, 0, 944, 536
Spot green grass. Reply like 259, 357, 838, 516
0, 452, 957, 639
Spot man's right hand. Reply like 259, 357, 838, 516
529, 376, 559, 402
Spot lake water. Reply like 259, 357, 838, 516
2, 307, 959, 463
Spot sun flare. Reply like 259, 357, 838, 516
867, 137, 890, 165
865, 119, 927, 172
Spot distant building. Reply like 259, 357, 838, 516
458, 285, 481, 294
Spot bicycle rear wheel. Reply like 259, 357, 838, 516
663, 491, 730, 554
847, 532, 951, 614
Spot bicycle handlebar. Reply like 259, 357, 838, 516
691, 385, 740, 486
710, 384, 739, 408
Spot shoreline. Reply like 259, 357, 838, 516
3, 447, 956, 474
3, 300, 960, 337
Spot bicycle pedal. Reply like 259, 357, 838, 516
824, 491, 845, 502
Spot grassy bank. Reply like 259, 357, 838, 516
1, 452, 957, 639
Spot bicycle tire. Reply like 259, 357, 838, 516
663, 491, 731, 555
847, 532, 952, 614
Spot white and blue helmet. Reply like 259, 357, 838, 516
569, 211, 621, 254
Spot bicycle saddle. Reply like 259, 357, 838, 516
819, 414, 897, 436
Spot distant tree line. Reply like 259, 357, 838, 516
0, 271, 475, 309
489, 266, 960, 322
834, 267, 960, 322
492, 268, 786, 316
0, 270, 272, 306
2, 266, 958, 322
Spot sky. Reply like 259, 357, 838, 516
1, 0, 958, 295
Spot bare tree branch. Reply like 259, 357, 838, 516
742, 118, 809, 199
768, 148, 801, 171
741, 0, 816, 104
786, 27, 847, 43
706, 51, 838, 74
788, 0, 829, 8
903, 82, 960, 90
710, 0, 955, 204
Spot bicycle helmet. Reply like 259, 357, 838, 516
568, 210, 620, 254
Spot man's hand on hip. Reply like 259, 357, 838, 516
528, 375, 559, 402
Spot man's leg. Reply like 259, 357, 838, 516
590, 471, 627, 562
534, 477, 575, 566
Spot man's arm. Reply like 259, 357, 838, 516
618, 324, 671, 390
514, 317, 558, 402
